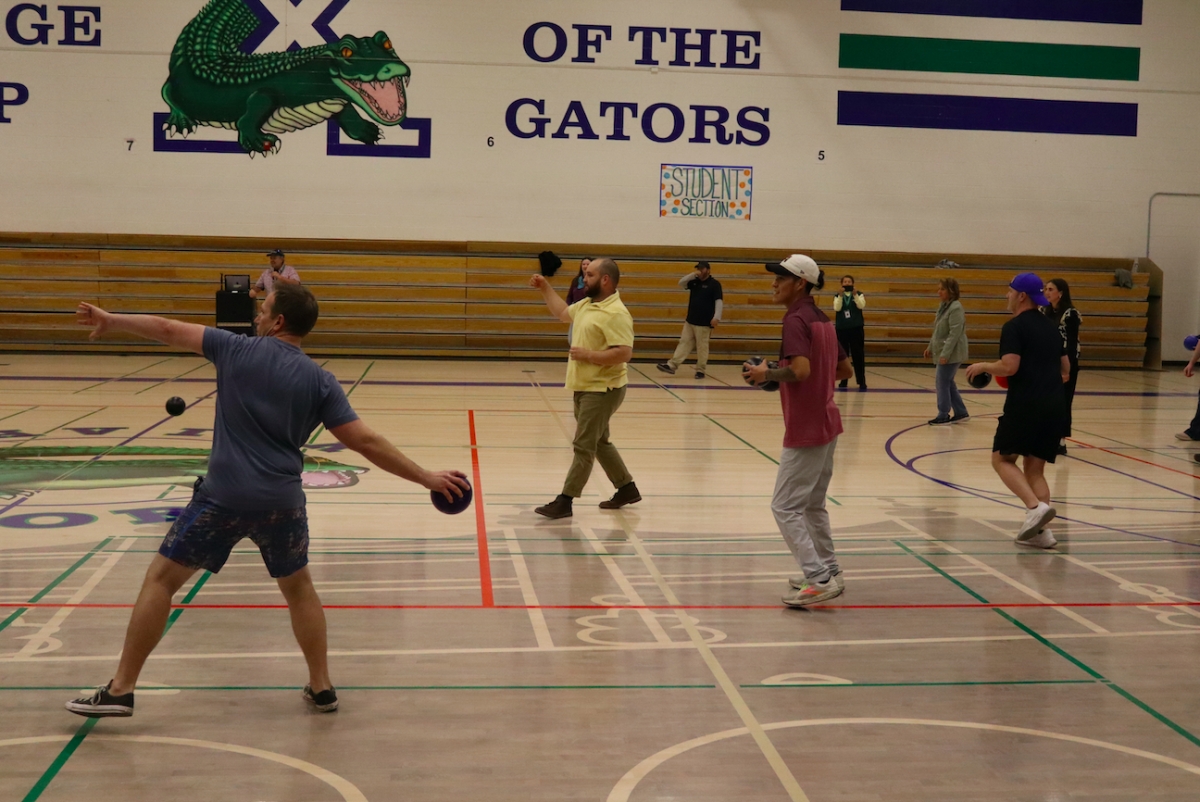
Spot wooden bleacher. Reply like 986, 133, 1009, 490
0, 236, 1154, 368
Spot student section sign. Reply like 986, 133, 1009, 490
660, 164, 752, 221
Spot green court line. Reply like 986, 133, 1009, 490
840, 34, 1140, 81
306, 360, 374, 445
134, 360, 212, 395
161, 571, 212, 636
0, 406, 39, 422
4, 407, 110, 450
743, 680, 1096, 689
895, 541, 1200, 750
0, 538, 114, 634
21, 717, 98, 802
73, 358, 175, 394
156, 485, 176, 500
0, 684, 717, 691
9, 549, 1198, 560
629, 364, 686, 403
17, 568, 214, 800
703, 415, 779, 465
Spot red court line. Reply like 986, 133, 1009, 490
1068, 438, 1200, 479
468, 409, 494, 607
3, 602, 1197, 610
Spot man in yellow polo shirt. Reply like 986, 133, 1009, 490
529, 257, 640, 519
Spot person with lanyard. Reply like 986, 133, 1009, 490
743, 255, 854, 607
250, 249, 301, 300
832, 274, 867, 390
1043, 278, 1081, 455
656, 260, 724, 379
966, 273, 1069, 550
528, 258, 640, 519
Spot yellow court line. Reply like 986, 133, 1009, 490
3, 627, 1200, 666
579, 526, 674, 645
615, 512, 812, 802
14, 537, 137, 659
501, 528, 554, 649
897, 516, 1110, 634
1056, 554, 1200, 622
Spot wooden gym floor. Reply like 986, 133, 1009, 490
1, 354, 1199, 801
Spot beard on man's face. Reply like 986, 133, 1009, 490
585, 280, 603, 299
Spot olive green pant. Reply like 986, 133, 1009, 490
563, 387, 633, 498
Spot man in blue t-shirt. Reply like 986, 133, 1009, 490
66, 285, 469, 719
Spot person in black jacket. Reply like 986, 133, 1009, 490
1043, 279, 1081, 455
657, 261, 723, 379
833, 275, 867, 391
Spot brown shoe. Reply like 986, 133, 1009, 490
599, 482, 641, 510
535, 495, 573, 519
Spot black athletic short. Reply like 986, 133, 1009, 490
159, 492, 309, 578
992, 414, 1063, 464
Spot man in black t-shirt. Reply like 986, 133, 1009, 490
966, 273, 1069, 550
657, 261, 724, 379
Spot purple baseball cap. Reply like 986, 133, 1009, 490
1010, 272, 1049, 306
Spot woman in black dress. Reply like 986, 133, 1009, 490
1043, 278, 1081, 455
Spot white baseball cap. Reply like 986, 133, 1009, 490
769, 254, 821, 284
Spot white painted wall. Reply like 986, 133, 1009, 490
1, 1, 1198, 279
1149, 196, 1200, 361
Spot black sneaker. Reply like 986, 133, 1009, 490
1194, 454, 1200, 464
599, 481, 641, 510
838, 379, 848, 389
1057, 443, 1068, 456
65, 682, 133, 718
655, 363, 676, 375
303, 685, 339, 713
535, 495, 573, 519
694, 371, 705, 379
950, 414, 970, 423
928, 416, 953, 426
858, 385, 868, 392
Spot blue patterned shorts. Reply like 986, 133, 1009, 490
159, 492, 309, 578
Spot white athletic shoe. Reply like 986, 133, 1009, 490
1017, 528, 1058, 549
1016, 502, 1056, 541
790, 570, 844, 592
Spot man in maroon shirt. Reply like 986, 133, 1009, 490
744, 255, 854, 607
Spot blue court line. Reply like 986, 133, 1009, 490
1, 375, 1194, 398
884, 422, 1200, 550
838, 92, 1139, 138
895, 541, 1200, 752
907, 446, 1200, 513
841, 0, 1143, 25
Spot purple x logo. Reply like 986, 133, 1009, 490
239, 0, 351, 54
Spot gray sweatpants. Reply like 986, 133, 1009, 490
771, 439, 840, 584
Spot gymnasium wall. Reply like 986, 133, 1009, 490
1, 1, 1198, 355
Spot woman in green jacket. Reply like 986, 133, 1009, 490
923, 277, 970, 425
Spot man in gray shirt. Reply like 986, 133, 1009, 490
67, 284, 468, 718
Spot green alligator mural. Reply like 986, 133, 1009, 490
0, 446, 368, 499
161, 0, 411, 155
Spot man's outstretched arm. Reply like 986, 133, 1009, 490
528, 275, 572, 323
329, 418, 470, 502
76, 302, 205, 355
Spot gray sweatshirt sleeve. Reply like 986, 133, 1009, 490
678, 273, 695, 289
